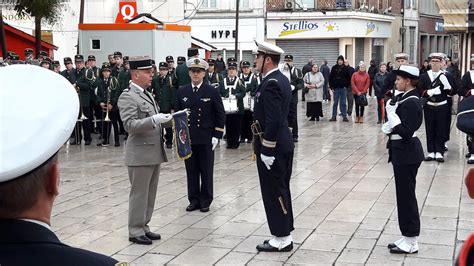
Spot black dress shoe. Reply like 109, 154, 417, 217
425, 156, 434, 162
387, 243, 396, 249
84, 140, 91, 145
129, 235, 152, 245
145, 232, 161, 240
200, 207, 210, 212
466, 153, 472, 158
115, 142, 120, 147
256, 242, 293, 252
186, 204, 200, 212
389, 246, 418, 254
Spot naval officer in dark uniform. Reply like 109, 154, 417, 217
175, 58, 226, 213
381, 65, 424, 254
459, 54, 474, 164
0, 65, 119, 265
252, 40, 295, 252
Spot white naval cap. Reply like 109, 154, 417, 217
0, 65, 79, 183
392, 65, 420, 79
429, 53, 446, 61
186, 58, 209, 70
394, 53, 409, 60
254, 40, 285, 55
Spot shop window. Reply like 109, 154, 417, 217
409, 27, 416, 63
299, 0, 315, 9
241, 0, 249, 8
91, 39, 101, 50
202, 0, 216, 8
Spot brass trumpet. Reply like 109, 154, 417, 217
74, 83, 88, 121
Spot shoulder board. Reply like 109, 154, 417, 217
123, 88, 130, 92
268, 78, 278, 83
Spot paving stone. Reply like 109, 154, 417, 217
167, 246, 230, 264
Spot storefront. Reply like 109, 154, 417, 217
266, 12, 394, 68
419, 16, 451, 65
187, 17, 264, 62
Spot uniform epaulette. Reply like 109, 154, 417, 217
268, 78, 278, 83
123, 88, 130, 92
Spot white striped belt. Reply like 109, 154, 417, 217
390, 133, 417, 140
426, 100, 447, 106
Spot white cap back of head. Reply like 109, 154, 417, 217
0, 65, 79, 182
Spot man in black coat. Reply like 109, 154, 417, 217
252, 40, 295, 253
320, 60, 331, 102
175, 58, 226, 213
329, 55, 351, 121
0, 65, 118, 266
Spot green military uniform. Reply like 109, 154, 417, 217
71, 55, 93, 145
152, 62, 176, 147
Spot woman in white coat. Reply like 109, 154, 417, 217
303, 64, 325, 121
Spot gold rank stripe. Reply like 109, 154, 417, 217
262, 139, 276, 148
215, 127, 225, 132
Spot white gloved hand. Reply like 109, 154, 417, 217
211, 137, 218, 151
260, 154, 275, 170
387, 112, 401, 128
439, 75, 452, 90
427, 87, 441, 97
385, 99, 398, 115
381, 122, 392, 134
471, 89, 474, 96
152, 113, 172, 124
291, 85, 295, 91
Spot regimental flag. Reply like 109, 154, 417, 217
172, 110, 192, 160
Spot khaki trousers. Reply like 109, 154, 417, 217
128, 164, 160, 237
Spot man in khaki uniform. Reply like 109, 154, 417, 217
118, 56, 172, 245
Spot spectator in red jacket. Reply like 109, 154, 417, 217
351, 61, 370, 123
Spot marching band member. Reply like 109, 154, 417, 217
220, 62, 246, 149
253, 40, 295, 252
60, 57, 76, 84
206, 58, 223, 90
382, 65, 424, 254
96, 62, 120, 147
152, 62, 176, 149
420, 53, 454, 162
239, 61, 255, 143
71, 55, 93, 146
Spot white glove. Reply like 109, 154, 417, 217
211, 137, 218, 151
291, 85, 295, 91
427, 87, 441, 97
385, 99, 398, 115
152, 113, 172, 124
439, 75, 452, 90
260, 154, 275, 170
387, 112, 401, 128
471, 89, 474, 96
381, 122, 392, 134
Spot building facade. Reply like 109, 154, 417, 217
184, 0, 265, 63
266, 0, 403, 68
418, 0, 452, 65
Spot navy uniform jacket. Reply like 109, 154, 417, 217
0, 219, 118, 266
419, 70, 455, 102
459, 71, 474, 97
253, 69, 294, 157
60, 68, 76, 84
387, 89, 425, 165
175, 83, 226, 145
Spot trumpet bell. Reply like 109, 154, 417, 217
104, 114, 111, 122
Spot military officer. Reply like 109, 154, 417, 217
39, 50, 49, 61
152, 62, 176, 149
239, 61, 255, 143
175, 58, 226, 213
221, 61, 246, 149
70, 54, 93, 146
381, 65, 424, 254
118, 56, 173, 245
112, 51, 124, 77
420, 53, 454, 162
459, 54, 474, 164
283, 55, 304, 142
60, 57, 76, 84
206, 58, 224, 90
0, 64, 119, 265
252, 40, 295, 252
175, 48, 199, 87
108, 54, 116, 68
96, 62, 121, 147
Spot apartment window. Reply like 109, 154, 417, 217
404, 0, 410, 8
241, 0, 249, 8
202, 0, 216, 8
378, 0, 383, 11
412, 0, 417, 9
409, 27, 416, 63
91, 39, 101, 50
299, 0, 315, 9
